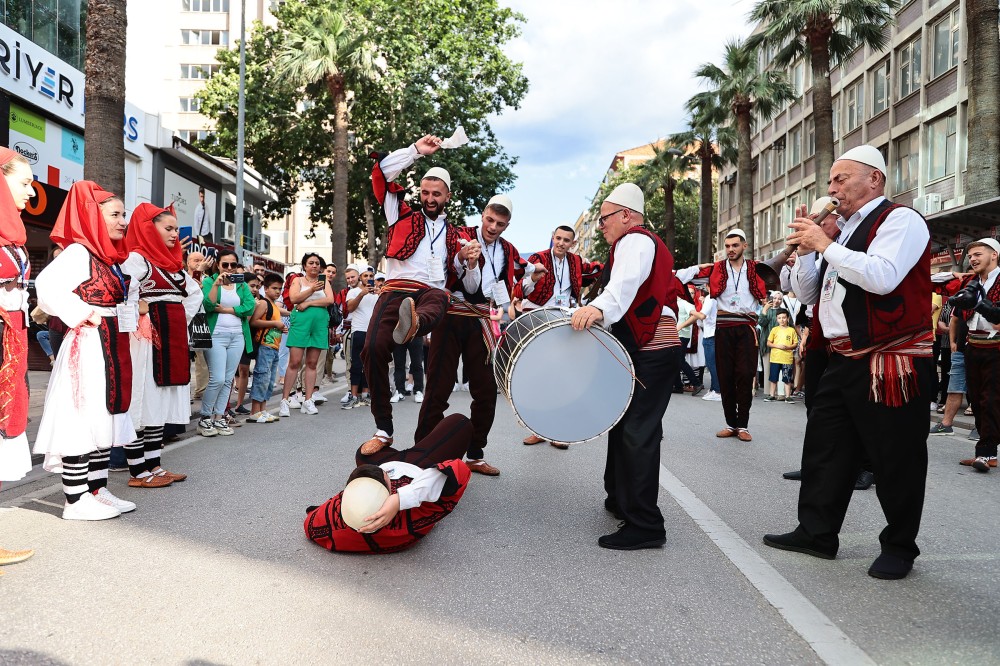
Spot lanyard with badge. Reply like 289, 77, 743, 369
728, 262, 743, 309
552, 255, 569, 308
821, 225, 853, 303
426, 218, 446, 283
111, 263, 138, 332
484, 239, 509, 305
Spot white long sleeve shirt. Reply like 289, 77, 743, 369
790, 195, 928, 338
675, 261, 759, 315
969, 266, 1000, 333
591, 233, 675, 324
380, 461, 447, 511
455, 227, 513, 305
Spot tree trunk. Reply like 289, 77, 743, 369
328, 74, 349, 291
698, 140, 713, 262
736, 105, 755, 258
966, 0, 1000, 204
364, 189, 383, 269
83, 0, 127, 197
662, 178, 676, 252
809, 27, 834, 190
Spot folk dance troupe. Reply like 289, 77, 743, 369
0, 135, 950, 578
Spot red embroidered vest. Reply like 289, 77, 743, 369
448, 227, 526, 304
700, 259, 768, 302
605, 227, 675, 349
524, 249, 603, 307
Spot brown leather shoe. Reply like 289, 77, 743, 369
716, 428, 738, 438
0, 547, 34, 566
360, 434, 393, 456
128, 474, 173, 488
737, 430, 753, 442
960, 457, 998, 467
393, 297, 420, 344
153, 467, 187, 482
467, 460, 500, 476
550, 441, 569, 450
523, 434, 546, 445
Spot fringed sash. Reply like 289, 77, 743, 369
827, 330, 933, 407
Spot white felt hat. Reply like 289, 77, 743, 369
422, 166, 451, 191
604, 183, 644, 215
837, 145, 887, 175
346, 263, 361, 273
810, 196, 835, 216
340, 477, 390, 531
967, 238, 1000, 255
725, 228, 747, 241
486, 194, 513, 216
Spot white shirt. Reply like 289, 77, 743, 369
521, 251, 571, 307
969, 266, 1000, 332
590, 232, 676, 325
380, 461, 447, 511
676, 261, 759, 315
790, 196, 928, 338
701, 296, 717, 337
677, 299, 695, 340
379, 146, 465, 289
457, 227, 511, 305
214, 286, 243, 332
346, 286, 378, 333
194, 203, 211, 236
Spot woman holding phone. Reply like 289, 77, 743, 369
279, 253, 334, 417
199, 249, 255, 436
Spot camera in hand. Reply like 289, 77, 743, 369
948, 282, 981, 309
228, 272, 246, 283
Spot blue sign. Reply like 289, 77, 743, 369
60, 128, 84, 165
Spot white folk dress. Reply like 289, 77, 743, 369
33, 243, 136, 473
0, 245, 31, 481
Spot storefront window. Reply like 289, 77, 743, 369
2, 0, 86, 70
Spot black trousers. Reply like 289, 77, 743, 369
393, 336, 424, 393
415, 314, 496, 459
966, 345, 1000, 457
796, 354, 932, 561
715, 324, 757, 429
356, 413, 473, 468
937, 340, 951, 405
604, 345, 680, 534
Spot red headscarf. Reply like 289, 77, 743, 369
51, 180, 128, 264
0, 147, 27, 247
125, 202, 184, 272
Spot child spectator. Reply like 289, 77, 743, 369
247, 273, 287, 423
765, 309, 799, 403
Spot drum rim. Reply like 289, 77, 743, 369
493, 310, 635, 445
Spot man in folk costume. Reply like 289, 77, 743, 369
516, 225, 603, 448
571, 183, 682, 550
946, 238, 1000, 473
764, 145, 933, 580
676, 230, 768, 441
364, 134, 481, 454
411, 195, 529, 476
304, 414, 474, 554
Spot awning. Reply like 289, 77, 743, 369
928, 195, 1000, 267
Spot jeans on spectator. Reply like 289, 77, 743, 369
251, 345, 280, 403
277, 327, 290, 378
201, 329, 245, 417
703, 336, 720, 393
36, 330, 53, 357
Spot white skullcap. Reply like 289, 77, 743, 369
422, 166, 451, 191
374, 272, 386, 280
967, 238, 1000, 255
725, 229, 747, 241
810, 196, 835, 216
486, 194, 513, 216
837, 145, 887, 175
340, 477, 390, 531
604, 183, 644, 215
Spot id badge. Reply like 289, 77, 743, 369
729, 294, 739, 308
116, 303, 138, 332
492, 280, 511, 305
554, 294, 569, 308
427, 256, 445, 283
821, 270, 839, 303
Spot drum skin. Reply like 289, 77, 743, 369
494, 308, 635, 444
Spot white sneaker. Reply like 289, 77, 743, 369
250, 410, 272, 423
453, 382, 460, 392
288, 394, 302, 409
405, 382, 414, 393
340, 391, 352, 405
198, 417, 218, 436
302, 398, 319, 415
702, 390, 723, 402
929, 402, 939, 412
461, 382, 469, 392
63, 491, 120, 521
94, 487, 136, 513
278, 399, 291, 417
390, 391, 405, 403
341, 395, 358, 410
313, 393, 328, 405
414, 391, 424, 403
214, 419, 235, 436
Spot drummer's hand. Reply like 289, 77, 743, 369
571, 305, 603, 330
530, 263, 547, 282
359, 494, 400, 533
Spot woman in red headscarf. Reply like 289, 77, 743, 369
0, 147, 38, 568
34, 180, 138, 521
121, 203, 201, 488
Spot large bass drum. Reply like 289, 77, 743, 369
494, 307, 635, 444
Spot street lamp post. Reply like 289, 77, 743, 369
235, 0, 247, 257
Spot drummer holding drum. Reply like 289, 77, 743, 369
570, 183, 683, 551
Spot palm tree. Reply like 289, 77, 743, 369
747, 0, 900, 187
633, 145, 698, 253
694, 38, 795, 258
672, 92, 738, 262
275, 7, 382, 287
83, 0, 127, 196
965, 0, 1000, 204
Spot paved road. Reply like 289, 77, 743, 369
1, 377, 998, 665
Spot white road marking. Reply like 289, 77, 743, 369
659, 463, 876, 666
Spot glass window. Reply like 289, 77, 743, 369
899, 37, 922, 98
846, 79, 864, 132
774, 142, 785, 176
762, 150, 772, 184
179, 97, 202, 112
789, 125, 802, 166
760, 208, 771, 244
832, 96, 841, 142
932, 9, 960, 78
927, 113, 957, 181
894, 132, 919, 193
872, 61, 890, 116
805, 117, 815, 157
772, 203, 783, 242
182, 0, 230, 12
1, 0, 86, 70
790, 61, 804, 97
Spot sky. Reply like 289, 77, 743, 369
486, 0, 755, 255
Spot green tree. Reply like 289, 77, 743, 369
694, 38, 795, 258
965, 0, 1000, 203
747, 0, 900, 186
83, 0, 127, 196
673, 92, 738, 262
633, 145, 698, 253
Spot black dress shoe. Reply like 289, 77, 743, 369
598, 523, 666, 551
762, 531, 836, 559
782, 469, 802, 480
868, 553, 913, 580
854, 470, 875, 490
604, 498, 623, 520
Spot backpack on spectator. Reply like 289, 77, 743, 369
281, 272, 303, 311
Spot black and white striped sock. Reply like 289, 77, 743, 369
61, 455, 89, 504
87, 448, 111, 492
126, 430, 148, 478
143, 425, 165, 474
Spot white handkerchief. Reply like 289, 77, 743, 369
439, 125, 469, 150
